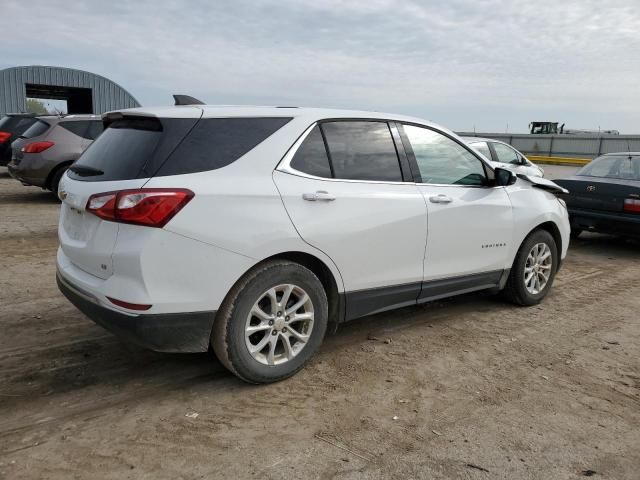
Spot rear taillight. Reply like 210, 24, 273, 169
86, 189, 194, 227
623, 198, 640, 214
22, 141, 55, 153
0, 131, 11, 143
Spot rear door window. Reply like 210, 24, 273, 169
320, 121, 402, 182
469, 141, 493, 161
290, 125, 332, 178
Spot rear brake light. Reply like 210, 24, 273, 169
0, 131, 11, 143
106, 297, 152, 311
623, 198, 640, 214
86, 189, 194, 227
22, 141, 55, 153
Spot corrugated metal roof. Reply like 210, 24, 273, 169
0, 65, 140, 114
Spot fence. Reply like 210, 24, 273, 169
456, 132, 640, 162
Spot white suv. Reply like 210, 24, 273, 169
56, 106, 570, 383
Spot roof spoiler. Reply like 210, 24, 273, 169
173, 94, 205, 106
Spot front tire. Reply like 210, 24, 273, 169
503, 229, 558, 306
211, 260, 328, 384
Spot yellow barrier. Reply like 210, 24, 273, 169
528, 155, 591, 166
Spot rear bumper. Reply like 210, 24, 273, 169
569, 208, 640, 237
57, 270, 216, 353
7, 162, 47, 187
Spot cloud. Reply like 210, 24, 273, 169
2, 0, 639, 132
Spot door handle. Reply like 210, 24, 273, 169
429, 194, 453, 204
303, 191, 336, 202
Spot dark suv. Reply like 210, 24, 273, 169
8, 115, 104, 194
0, 113, 40, 166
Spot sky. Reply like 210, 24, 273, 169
2, 0, 640, 133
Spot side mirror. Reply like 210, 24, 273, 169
495, 167, 517, 186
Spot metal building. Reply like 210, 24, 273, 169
0, 65, 140, 115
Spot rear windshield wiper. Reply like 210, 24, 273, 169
68, 165, 104, 177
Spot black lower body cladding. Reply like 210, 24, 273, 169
56, 271, 216, 353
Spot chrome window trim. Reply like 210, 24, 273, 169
276, 120, 502, 189
276, 122, 412, 186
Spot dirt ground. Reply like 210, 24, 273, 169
1, 166, 639, 480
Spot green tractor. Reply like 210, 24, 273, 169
529, 122, 565, 134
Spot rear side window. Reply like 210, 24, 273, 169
60, 120, 104, 140
156, 117, 292, 177
21, 119, 50, 139
60, 121, 89, 138
290, 126, 332, 178
321, 121, 402, 182
68, 116, 291, 182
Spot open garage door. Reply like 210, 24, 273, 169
25, 83, 93, 114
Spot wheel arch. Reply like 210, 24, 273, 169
261, 251, 344, 325
530, 221, 563, 257
45, 160, 74, 190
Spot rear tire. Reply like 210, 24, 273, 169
503, 229, 558, 306
49, 166, 68, 198
211, 260, 328, 384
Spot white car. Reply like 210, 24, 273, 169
56, 106, 569, 383
462, 136, 545, 177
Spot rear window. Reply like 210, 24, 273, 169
578, 155, 640, 181
68, 116, 291, 182
0, 116, 39, 136
21, 119, 51, 139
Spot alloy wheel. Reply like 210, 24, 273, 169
524, 242, 553, 294
244, 284, 315, 366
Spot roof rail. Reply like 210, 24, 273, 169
173, 94, 205, 106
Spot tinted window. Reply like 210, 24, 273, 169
290, 126, 332, 178
69, 116, 292, 182
492, 143, 521, 164
60, 120, 104, 140
0, 116, 39, 136
21, 119, 51, 139
403, 125, 487, 186
578, 155, 640, 180
470, 141, 492, 161
60, 121, 90, 138
156, 117, 292, 177
85, 121, 104, 140
68, 116, 198, 182
321, 121, 402, 182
